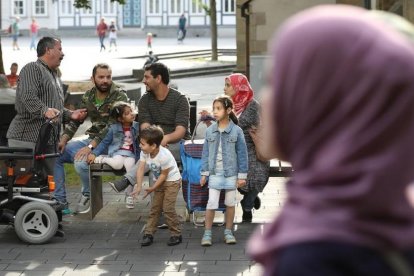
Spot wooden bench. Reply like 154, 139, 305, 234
88, 163, 126, 220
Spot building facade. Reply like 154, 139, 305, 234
236, 0, 414, 94
1, 0, 236, 31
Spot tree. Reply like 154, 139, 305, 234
74, 0, 125, 9
193, 0, 218, 61
0, 38, 4, 74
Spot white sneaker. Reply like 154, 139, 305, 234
94, 156, 106, 164
75, 195, 90, 214
126, 196, 134, 209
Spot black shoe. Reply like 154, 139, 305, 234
109, 177, 131, 193
141, 234, 154, 246
167, 235, 182, 246
254, 196, 261, 210
242, 210, 252, 223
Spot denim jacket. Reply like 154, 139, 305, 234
200, 120, 248, 179
92, 121, 140, 160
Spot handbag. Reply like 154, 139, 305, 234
249, 127, 269, 162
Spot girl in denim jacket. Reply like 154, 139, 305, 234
87, 101, 140, 208
200, 96, 248, 246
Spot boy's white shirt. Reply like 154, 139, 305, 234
140, 146, 181, 182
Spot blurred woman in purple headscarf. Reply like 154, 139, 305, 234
248, 5, 414, 276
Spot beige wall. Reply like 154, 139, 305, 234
236, 0, 335, 73
236, 0, 414, 75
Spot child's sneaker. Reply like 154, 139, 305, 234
224, 229, 236, 244
126, 196, 134, 209
201, 230, 212, 246
94, 156, 106, 163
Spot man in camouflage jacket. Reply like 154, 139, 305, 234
53, 63, 128, 213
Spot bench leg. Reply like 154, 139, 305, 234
89, 175, 103, 220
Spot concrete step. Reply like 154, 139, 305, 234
121, 49, 236, 60
114, 63, 236, 82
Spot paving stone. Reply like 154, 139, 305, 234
74, 264, 132, 272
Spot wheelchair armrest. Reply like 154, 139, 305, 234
0, 146, 34, 160
0, 146, 33, 154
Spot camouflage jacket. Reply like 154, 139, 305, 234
62, 83, 128, 144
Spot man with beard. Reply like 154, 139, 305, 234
53, 63, 128, 213
109, 62, 190, 197
7, 37, 87, 176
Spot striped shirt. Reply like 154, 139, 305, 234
7, 59, 71, 144
138, 88, 190, 139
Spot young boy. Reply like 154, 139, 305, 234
129, 125, 182, 246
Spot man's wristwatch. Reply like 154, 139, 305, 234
87, 144, 94, 150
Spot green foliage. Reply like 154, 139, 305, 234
64, 164, 118, 187
74, 0, 126, 9
192, 0, 211, 15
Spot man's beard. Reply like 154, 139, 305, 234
146, 86, 154, 93
95, 81, 111, 93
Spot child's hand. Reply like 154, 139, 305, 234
143, 187, 155, 199
200, 176, 207, 186
87, 153, 95, 164
130, 184, 141, 199
237, 179, 246, 188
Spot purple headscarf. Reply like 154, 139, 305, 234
249, 4, 414, 272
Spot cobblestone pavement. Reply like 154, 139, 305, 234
0, 175, 288, 276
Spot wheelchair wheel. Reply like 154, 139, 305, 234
14, 201, 58, 244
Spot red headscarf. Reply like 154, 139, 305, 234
225, 73, 254, 116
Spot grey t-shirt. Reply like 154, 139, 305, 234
138, 88, 190, 139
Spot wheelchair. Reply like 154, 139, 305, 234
0, 120, 64, 244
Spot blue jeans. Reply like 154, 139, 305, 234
53, 139, 91, 204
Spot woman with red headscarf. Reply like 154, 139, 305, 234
224, 73, 270, 223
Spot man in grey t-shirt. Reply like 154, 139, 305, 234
109, 62, 190, 190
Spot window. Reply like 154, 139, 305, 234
223, 0, 235, 14
33, 0, 48, 16
169, 0, 183, 14
148, 0, 161, 15
12, 0, 26, 16
60, 0, 74, 15
103, 0, 117, 15
191, 0, 206, 15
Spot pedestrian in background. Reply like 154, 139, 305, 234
223, 73, 270, 223
108, 20, 118, 52
248, 5, 414, 276
6, 62, 19, 88
30, 18, 40, 51
178, 14, 187, 42
146, 32, 153, 52
10, 16, 20, 50
96, 17, 108, 52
